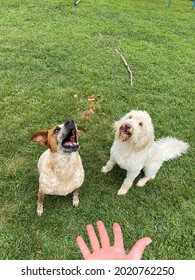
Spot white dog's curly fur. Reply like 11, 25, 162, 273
102, 110, 189, 195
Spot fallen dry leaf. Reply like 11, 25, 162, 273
37, 249, 43, 255
77, 124, 86, 132
82, 109, 94, 115
88, 96, 96, 102
90, 104, 96, 111
83, 116, 93, 123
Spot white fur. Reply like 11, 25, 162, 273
102, 110, 189, 195
38, 150, 84, 196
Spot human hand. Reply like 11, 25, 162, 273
77, 220, 152, 260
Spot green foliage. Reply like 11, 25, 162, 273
0, 0, 194, 260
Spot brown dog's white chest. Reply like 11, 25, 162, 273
38, 149, 84, 196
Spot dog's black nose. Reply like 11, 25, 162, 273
124, 123, 131, 130
65, 119, 74, 127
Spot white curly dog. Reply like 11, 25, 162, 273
102, 110, 189, 195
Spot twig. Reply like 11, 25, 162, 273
115, 49, 133, 86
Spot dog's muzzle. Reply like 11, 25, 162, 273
60, 119, 79, 153
119, 123, 133, 141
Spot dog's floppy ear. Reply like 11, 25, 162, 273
113, 120, 119, 131
113, 120, 121, 139
30, 130, 48, 146
134, 127, 154, 151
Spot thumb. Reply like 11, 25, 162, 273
127, 237, 152, 260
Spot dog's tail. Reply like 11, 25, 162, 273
156, 137, 189, 162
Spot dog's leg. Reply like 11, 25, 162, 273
118, 170, 140, 195
117, 178, 133, 195
101, 157, 116, 173
73, 189, 79, 208
137, 163, 161, 187
136, 177, 150, 187
37, 190, 44, 216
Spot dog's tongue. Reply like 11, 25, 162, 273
64, 136, 76, 146
65, 141, 72, 146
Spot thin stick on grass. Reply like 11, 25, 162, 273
115, 49, 133, 86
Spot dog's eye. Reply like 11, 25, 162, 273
53, 127, 61, 134
139, 122, 143, 126
129, 116, 132, 119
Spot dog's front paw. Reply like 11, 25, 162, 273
136, 181, 145, 187
37, 204, 43, 216
136, 177, 148, 187
73, 199, 79, 208
117, 187, 128, 196
101, 166, 108, 174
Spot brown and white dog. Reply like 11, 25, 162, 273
31, 119, 85, 216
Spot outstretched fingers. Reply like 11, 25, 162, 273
77, 221, 152, 261
76, 236, 91, 260
96, 220, 110, 248
86, 224, 100, 252
113, 223, 124, 248
127, 237, 152, 260
77, 223, 100, 259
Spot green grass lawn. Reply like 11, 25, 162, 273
0, 0, 194, 260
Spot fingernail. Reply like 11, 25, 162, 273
146, 238, 152, 245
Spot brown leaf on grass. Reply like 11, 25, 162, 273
82, 109, 94, 115
90, 104, 96, 111
88, 96, 96, 102
83, 116, 92, 123
37, 249, 43, 255
77, 124, 86, 132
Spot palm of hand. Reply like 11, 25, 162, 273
87, 244, 128, 260
77, 221, 151, 260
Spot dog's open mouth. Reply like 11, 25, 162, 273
119, 124, 132, 141
61, 122, 79, 153
120, 127, 131, 137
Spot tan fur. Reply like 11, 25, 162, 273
31, 122, 84, 216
